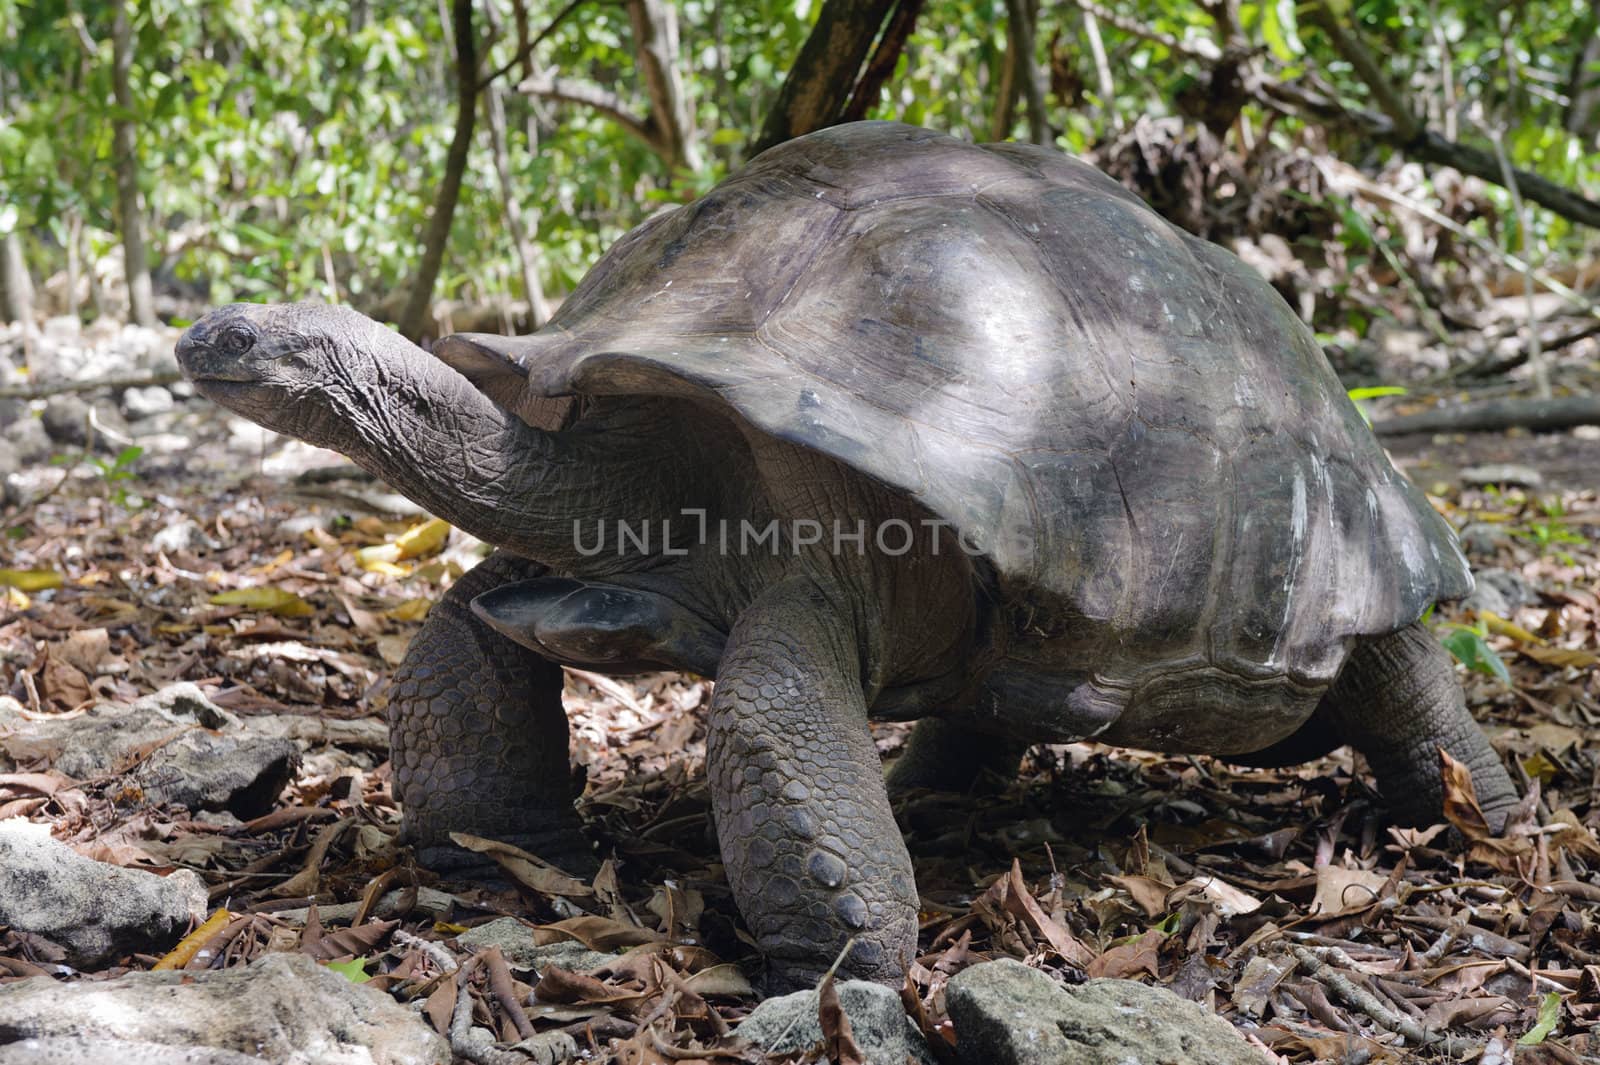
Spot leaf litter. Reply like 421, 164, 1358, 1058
0, 419, 1596, 1064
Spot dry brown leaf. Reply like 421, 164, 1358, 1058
424, 978, 456, 1035
1167, 875, 1262, 918
1087, 931, 1164, 980
1519, 644, 1600, 669
303, 919, 398, 961
1107, 874, 1172, 919
1439, 748, 1492, 841
997, 859, 1094, 967
533, 965, 648, 1008
1310, 866, 1388, 917
818, 971, 865, 1065
448, 832, 593, 896
531, 915, 663, 951
57, 627, 110, 674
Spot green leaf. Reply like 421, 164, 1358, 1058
1517, 991, 1561, 1045
324, 958, 371, 983
1346, 386, 1408, 401
1441, 626, 1512, 685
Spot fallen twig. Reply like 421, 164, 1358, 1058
1290, 944, 1475, 1055
0, 368, 181, 399
1372, 395, 1600, 436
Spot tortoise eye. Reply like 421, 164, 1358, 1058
217, 324, 256, 357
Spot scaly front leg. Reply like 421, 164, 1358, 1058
707, 579, 919, 991
387, 552, 592, 873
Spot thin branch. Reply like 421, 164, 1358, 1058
1301, 1, 1422, 143
1373, 394, 1600, 436
0, 369, 182, 400
1254, 77, 1600, 230
1289, 945, 1476, 1056
516, 72, 657, 150
476, 0, 586, 92
1081, 7, 1119, 131
1063, 0, 1221, 62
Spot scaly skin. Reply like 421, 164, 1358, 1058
387, 552, 592, 872
1319, 621, 1518, 830
707, 579, 919, 992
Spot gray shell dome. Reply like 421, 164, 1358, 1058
439, 121, 1469, 687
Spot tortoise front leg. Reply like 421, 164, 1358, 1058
708, 580, 919, 991
388, 552, 591, 872
1320, 622, 1518, 830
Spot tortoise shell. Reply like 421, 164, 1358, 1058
437, 121, 1469, 690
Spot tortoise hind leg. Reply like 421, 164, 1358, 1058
885, 718, 1028, 795
1317, 622, 1518, 830
388, 553, 592, 873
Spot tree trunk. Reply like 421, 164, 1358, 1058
750, 0, 897, 156
624, 0, 700, 172
111, 0, 155, 327
485, 85, 550, 328
1565, 19, 1600, 137
1007, 0, 1049, 144
842, 0, 925, 121
0, 229, 33, 325
988, 10, 1021, 140
401, 0, 479, 342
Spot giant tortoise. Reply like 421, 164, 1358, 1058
175, 121, 1516, 989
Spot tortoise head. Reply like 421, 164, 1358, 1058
176, 302, 410, 448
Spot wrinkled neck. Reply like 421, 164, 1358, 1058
330, 342, 565, 559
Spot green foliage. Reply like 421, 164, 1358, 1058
323, 957, 372, 983
1, 0, 1597, 316
51, 444, 145, 508
1440, 623, 1512, 685
1518, 991, 1562, 1046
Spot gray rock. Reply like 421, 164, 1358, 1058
0, 683, 299, 817
121, 384, 175, 420
945, 958, 1266, 1065
1457, 522, 1512, 557
455, 918, 616, 974
136, 728, 300, 819
1461, 463, 1543, 489
40, 393, 130, 451
149, 517, 207, 554
0, 819, 208, 968
3, 412, 51, 464
0, 435, 17, 505
0, 952, 449, 1065
737, 980, 935, 1065
1463, 567, 1537, 618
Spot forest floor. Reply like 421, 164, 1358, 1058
1, 338, 1598, 1064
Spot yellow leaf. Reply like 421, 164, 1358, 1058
1521, 752, 1559, 785
355, 518, 451, 572
362, 559, 410, 578
153, 908, 233, 970
3, 587, 29, 611
1520, 645, 1600, 669
248, 549, 295, 576
0, 568, 63, 592
354, 543, 403, 569
209, 587, 315, 617
394, 517, 450, 559
388, 598, 433, 622
1477, 610, 1543, 644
